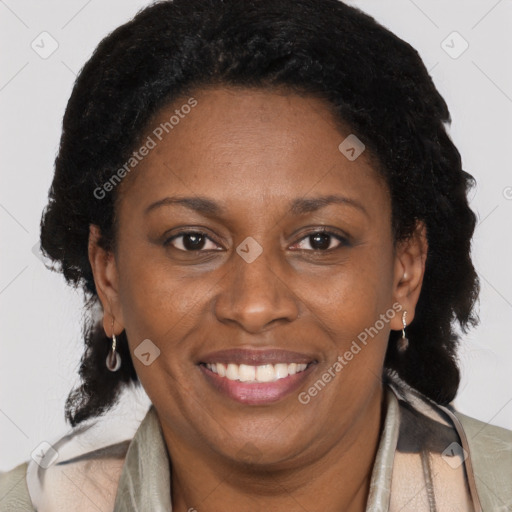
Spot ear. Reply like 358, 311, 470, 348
389, 220, 428, 330
88, 224, 125, 336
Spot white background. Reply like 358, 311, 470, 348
1, 0, 511, 471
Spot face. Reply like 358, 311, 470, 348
89, 86, 427, 468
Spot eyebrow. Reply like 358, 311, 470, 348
144, 196, 223, 216
144, 194, 369, 218
289, 195, 368, 217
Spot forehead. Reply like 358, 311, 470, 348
116, 86, 388, 218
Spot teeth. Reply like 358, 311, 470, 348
217, 363, 226, 377
274, 363, 289, 379
226, 363, 238, 380
239, 364, 256, 382
204, 362, 308, 382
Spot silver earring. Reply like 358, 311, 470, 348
397, 310, 409, 353
106, 317, 122, 372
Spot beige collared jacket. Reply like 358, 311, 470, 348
1, 372, 511, 511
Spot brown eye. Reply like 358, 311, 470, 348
309, 232, 331, 250
291, 230, 350, 251
165, 231, 221, 251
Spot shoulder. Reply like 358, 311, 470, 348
33, 441, 130, 512
455, 409, 512, 449
0, 462, 34, 512
0, 398, 149, 512
0, 441, 130, 512
453, 410, 512, 510
385, 370, 512, 510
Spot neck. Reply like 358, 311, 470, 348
164, 385, 386, 512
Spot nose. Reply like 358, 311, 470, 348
214, 245, 300, 334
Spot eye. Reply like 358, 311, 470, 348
164, 231, 221, 251
290, 229, 350, 251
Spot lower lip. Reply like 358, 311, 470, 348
199, 363, 316, 405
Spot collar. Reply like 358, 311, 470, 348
113, 404, 172, 512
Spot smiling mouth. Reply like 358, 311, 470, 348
197, 348, 319, 404
199, 362, 314, 383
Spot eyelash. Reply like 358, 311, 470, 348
164, 228, 350, 252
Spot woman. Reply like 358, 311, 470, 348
1, 0, 510, 510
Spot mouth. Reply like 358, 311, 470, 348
197, 349, 318, 405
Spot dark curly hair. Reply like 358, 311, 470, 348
40, 0, 479, 427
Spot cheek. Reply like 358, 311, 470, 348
115, 252, 211, 403
307, 243, 395, 366
312, 243, 394, 320
115, 247, 213, 344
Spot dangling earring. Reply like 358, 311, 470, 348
106, 317, 122, 372
397, 310, 409, 353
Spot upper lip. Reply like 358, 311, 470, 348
198, 348, 317, 366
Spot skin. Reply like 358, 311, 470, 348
88, 86, 427, 512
